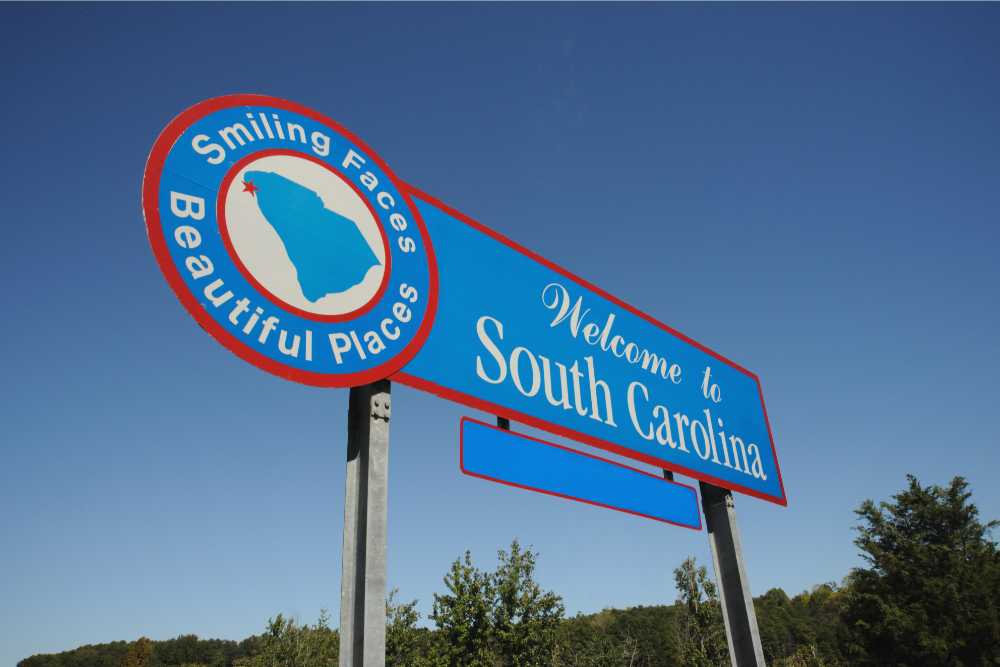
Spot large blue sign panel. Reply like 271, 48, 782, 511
144, 95, 785, 506
396, 191, 786, 505
461, 419, 701, 529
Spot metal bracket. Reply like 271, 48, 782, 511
371, 394, 391, 422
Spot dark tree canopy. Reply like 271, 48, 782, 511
841, 475, 1000, 666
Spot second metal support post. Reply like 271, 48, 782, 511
700, 481, 767, 667
340, 380, 391, 667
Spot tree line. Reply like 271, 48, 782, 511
19, 475, 1000, 666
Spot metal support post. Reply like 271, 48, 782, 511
700, 481, 766, 667
340, 380, 391, 667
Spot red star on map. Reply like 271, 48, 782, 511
242, 180, 258, 196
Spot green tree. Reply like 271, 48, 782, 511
841, 475, 1000, 666
491, 540, 565, 666
387, 589, 439, 666
121, 638, 153, 667
771, 643, 830, 667
430, 551, 495, 666
430, 540, 565, 666
554, 612, 648, 667
236, 611, 338, 667
387, 588, 420, 665
755, 584, 848, 666
673, 557, 728, 667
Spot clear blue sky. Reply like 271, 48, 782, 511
2, 3, 999, 664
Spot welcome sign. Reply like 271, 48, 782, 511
143, 94, 786, 506
398, 193, 786, 505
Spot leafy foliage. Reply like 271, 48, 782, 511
233, 611, 337, 667
671, 558, 727, 667
15, 591, 844, 667
18, 635, 251, 667
555, 606, 683, 666
430, 550, 496, 666
386, 589, 438, 666
430, 540, 565, 666
19, 476, 999, 667
841, 475, 1000, 666
153, 635, 242, 667
122, 639, 154, 667
491, 541, 566, 666
755, 584, 846, 665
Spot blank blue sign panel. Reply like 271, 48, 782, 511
460, 418, 701, 529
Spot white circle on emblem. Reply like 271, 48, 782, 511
221, 152, 388, 318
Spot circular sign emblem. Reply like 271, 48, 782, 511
142, 95, 438, 386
